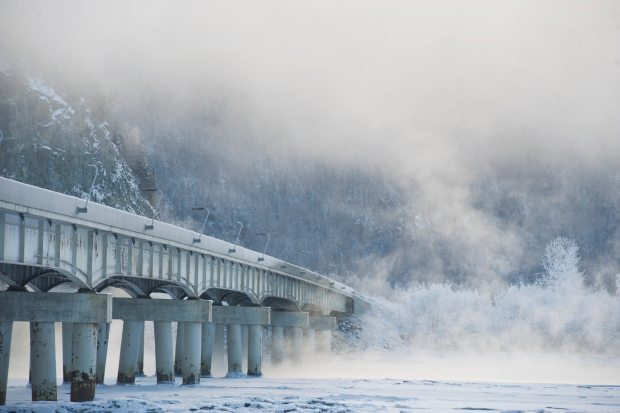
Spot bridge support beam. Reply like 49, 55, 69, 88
270, 312, 309, 364
0, 322, 11, 406
71, 322, 98, 402
211, 306, 270, 377
30, 322, 56, 401
96, 322, 110, 384
247, 324, 263, 376
271, 326, 284, 365
309, 316, 336, 354
62, 322, 73, 383
0, 291, 112, 404
200, 322, 215, 377
111, 297, 212, 384
154, 321, 174, 383
182, 322, 201, 384
213, 323, 226, 374
117, 320, 143, 384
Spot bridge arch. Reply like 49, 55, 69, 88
202, 287, 258, 306
260, 295, 300, 312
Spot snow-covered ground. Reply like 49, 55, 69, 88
2, 376, 619, 413
2, 353, 619, 412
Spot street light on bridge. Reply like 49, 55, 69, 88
141, 188, 160, 230
256, 233, 270, 262
76, 161, 102, 214
228, 221, 243, 253
191, 207, 210, 243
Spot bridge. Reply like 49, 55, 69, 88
0, 177, 369, 404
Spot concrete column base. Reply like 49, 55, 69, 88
201, 322, 215, 377
154, 321, 174, 383
247, 325, 262, 376
71, 323, 98, 402
0, 322, 12, 406
226, 324, 243, 376
30, 322, 57, 401
182, 322, 201, 385
213, 323, 226, 374
96, 322, 110, 384
271, 326, 284, 365
117, 320, 143, 385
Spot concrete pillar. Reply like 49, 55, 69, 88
30, 322, 57, 401
200, 322, 215, 377
226, 324, 243, 376
153, 321, 174, 383
174, 322, 184, 376
241, 325, 248, 371
213, 323, 226, 374
271, 326, 284, 364
136, 326, 145, 377
71, 323, 98, 402
247, 325, 262, 376
0, 322, 12, 406
290, 326, 303, 364
304, 328, 316, 354
181, 322, 201, 385
317, 330, 332, 353
62, 322, 73, 383
95, 322, 110, 384
117, 320, 143, 384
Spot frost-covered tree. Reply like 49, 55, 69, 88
540, 237, 583, 287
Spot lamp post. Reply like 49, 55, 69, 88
142, 188, 160, 230
256, 233, 270, 262
228, 221, 243, 253
76, 161, 102, 214
191, 207, 210, 243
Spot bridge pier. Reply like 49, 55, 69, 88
0, 291, 112, 404
310, 316, 336, 354
0, 322, 11, 405
182, 322, 201, 384
226, 323, 243, 376
112, 298, 212, 385
200, 322, 215, 377
303, 328, 316, 355
30, 321, 56, 401
95, 322, 110, 384
154, 321, 174, 383
136, 327, 145, 377
62, 322, 73, 384
247, 324, 263, 376
71, 322, 98, 402
117, 320, 143, 384
270, 312, 309, 364
271, 326, 284, 364
213, 323, 226, 374
289, 327, 303, 364
211, 306, 270, 377
174, 322, 184, 376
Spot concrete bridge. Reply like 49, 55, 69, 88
0, 177, 369, 404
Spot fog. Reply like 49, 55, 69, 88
1, 0, 619, 385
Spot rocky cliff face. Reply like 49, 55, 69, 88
0, 71, 148, 214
